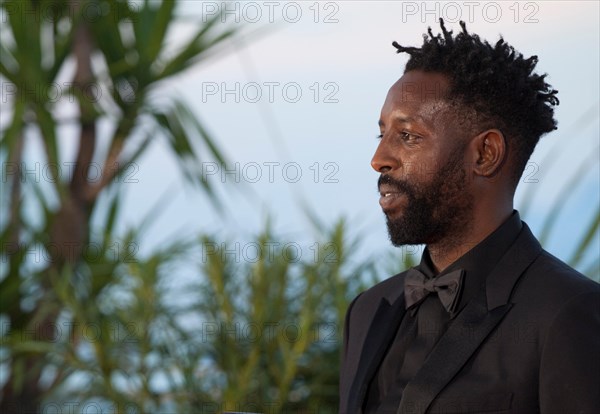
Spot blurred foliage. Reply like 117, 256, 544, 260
0, 0, 598, 413
0, 0, 239, 411
516, 117, 600, 278
187, 221, 382, 412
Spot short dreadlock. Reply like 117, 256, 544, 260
392, 19, 559, 187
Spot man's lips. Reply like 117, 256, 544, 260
378, 185, 406, 211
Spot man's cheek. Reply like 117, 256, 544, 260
402, 161, 430, 182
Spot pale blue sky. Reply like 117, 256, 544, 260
117, 1, 598, 277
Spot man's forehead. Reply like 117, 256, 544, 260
378, 71, 453, 126
388, 71, 450, 104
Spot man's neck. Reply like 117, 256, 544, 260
427, 208, 513, 274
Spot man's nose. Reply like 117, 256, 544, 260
371, 138, 399, 173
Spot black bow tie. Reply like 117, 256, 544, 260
404, 268, 465, 315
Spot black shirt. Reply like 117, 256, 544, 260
363, 211, 523, 413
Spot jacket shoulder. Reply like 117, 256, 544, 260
351, 270, 408, 310
511, 248, 599, 323
523, 249, 599, 296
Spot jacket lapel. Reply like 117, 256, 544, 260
397, 222, 543, 414
397, 293, 512, 414
348, 294, 407, 413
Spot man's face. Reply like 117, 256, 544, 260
373, 70, 474, 247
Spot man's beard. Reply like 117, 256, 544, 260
379, 150, 474, 247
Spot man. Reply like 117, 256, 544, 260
339, 19, 600, 414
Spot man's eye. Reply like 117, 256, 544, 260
401, 132, 419, 142
376, 132, 420, 142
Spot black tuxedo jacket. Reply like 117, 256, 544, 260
339, 222, 600, 413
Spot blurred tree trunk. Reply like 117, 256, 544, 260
1, 4, 94, 411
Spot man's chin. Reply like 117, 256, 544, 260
385, 218, 425, 247
388, 235, 424, 247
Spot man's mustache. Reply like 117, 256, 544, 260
378, 174, 415, 196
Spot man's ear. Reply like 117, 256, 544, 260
469, 129, 507, 178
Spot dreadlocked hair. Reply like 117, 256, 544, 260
392, 19, 559, 187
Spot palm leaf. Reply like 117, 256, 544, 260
520, 104, 598, 217
538, 149, 599, 246
156, 11, 237, 81
568, 206, 600, 268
